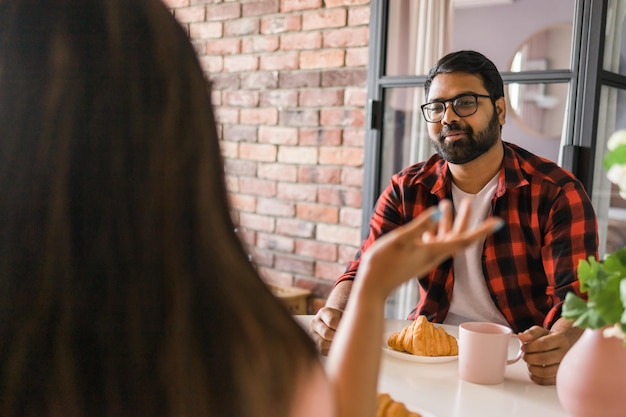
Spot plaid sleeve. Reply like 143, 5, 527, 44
335, 178, 408, 285
541, 180, 598, 328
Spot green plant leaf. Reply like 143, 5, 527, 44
576, 257, 594, 292
621, 279, 626, 327
562, 292, 589, 320
604, 145, 626, 169
590, 274, 623, 324
563, 248, 626, 330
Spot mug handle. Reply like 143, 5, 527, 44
506, 335, 523, 365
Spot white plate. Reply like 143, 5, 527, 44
382, 331, 458, 363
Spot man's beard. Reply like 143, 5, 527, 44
430, 111, 500, 164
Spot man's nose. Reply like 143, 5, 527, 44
440, 102, 458, 125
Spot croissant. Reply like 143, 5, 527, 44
387, 315, 458, 356
377, 393, 422, 417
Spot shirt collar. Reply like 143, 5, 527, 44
428, 142, 529, 197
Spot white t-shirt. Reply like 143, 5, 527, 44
444, 174, 509, 327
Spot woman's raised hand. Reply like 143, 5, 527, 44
355, 199, 503, 297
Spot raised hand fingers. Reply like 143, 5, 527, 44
452, 198, 471, 234
454, 217, 504, 246
422, 200, 452, 243
355, 199, 503, 298
423, 198, 503, 247
437, 199, 453, 236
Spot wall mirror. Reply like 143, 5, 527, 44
507, 24, 573, 139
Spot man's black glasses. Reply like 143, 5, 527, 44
421, 93, 491, 123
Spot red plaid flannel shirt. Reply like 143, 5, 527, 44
338, 142, 599, 332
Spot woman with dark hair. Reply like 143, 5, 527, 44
0, 1, 500, 416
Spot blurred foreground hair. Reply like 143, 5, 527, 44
0, 1, 319, 416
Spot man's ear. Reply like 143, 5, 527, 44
495, 96, 506, 126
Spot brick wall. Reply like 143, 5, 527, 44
163, 0, 370, 313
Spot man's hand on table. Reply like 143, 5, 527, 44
518, 321, 583, 385
309, 279, 352, 355
310, 306, 343, 355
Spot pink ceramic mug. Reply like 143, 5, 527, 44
458, 322, 523, 385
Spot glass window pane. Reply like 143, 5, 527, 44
603, 0, 626, 76
508, 24, 573, 73
385, 1, 452, 76
592, 85, 626, 257
386, 0, 575, 76
380, 87, 429, 191
506, 81, 569, 162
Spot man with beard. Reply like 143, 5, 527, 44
310, 50, 599, 386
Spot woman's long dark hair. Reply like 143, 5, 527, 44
0, 1, 319, 416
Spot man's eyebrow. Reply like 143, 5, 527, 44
426, 91, 484, 102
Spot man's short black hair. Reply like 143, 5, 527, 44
424, 50, 505, 100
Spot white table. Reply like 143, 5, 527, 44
295, 316, 570, 417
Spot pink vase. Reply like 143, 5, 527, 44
556, 327, 626, 417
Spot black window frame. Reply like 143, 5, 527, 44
362, 0, 626, 238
